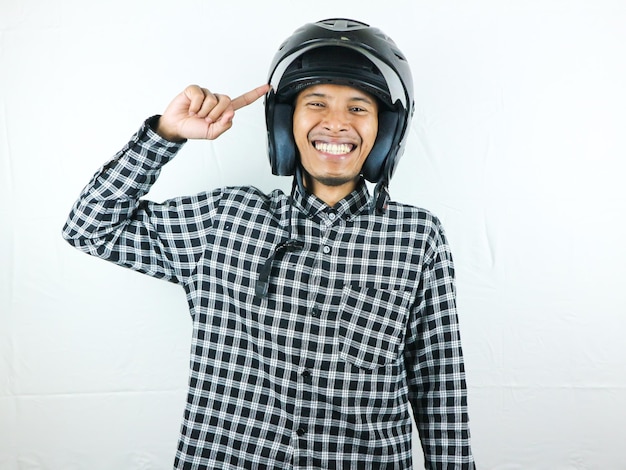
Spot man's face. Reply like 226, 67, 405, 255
292, 83, 379, 200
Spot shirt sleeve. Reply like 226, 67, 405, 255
62, 116, 220, 285
404, 217, 475, 469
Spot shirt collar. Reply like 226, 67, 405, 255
292, 177, 371, 220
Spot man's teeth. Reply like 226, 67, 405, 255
315, 142, 353, 155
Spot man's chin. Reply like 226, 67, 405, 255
315, 175, 356, 187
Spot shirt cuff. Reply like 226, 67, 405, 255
118, 115, 186, 169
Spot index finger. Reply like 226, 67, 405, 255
231, 84, 272, 111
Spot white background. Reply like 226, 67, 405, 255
1, 1, 625, 469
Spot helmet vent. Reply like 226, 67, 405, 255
318, 18, 368, 31
394, 51, 407, 62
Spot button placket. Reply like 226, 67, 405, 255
320, 211, 338, 254
320, 210, 339, 231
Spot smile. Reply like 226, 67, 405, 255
314, 141, 355, 155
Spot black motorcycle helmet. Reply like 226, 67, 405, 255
265, 18, 414, 210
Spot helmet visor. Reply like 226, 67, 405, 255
273, 46, 401, 109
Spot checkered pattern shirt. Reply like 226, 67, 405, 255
63, 117, 474, 469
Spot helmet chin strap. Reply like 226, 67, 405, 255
255, 171, 304, 299
294, 165, 307, 194
374, 180, 390, 215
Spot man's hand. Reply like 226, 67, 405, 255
156, 83, 271, 142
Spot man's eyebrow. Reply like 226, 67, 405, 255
299, 92, 327, 100
300, 92, 375, 104
349, 95, 375, 105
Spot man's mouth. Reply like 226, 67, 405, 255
314, 141, 355, 156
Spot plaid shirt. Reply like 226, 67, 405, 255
63, 117, 474, 469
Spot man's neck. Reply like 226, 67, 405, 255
304, 177, 359, 207
302, 172, 359, 207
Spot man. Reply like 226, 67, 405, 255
63, 18, 475, 469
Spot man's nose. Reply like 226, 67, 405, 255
322, 108, 350, 132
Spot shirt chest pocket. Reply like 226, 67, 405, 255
338, 285, 412, 370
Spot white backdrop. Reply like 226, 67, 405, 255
1, 1, 625, 469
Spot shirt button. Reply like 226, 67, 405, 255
322, 245, 331, 254
301, 369, 311, 378
311, 308, 320, 317
328, 212, 336, 221
296, 426, 307, 437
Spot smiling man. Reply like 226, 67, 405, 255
293, 83, 378, 205
63, 18, 475, 469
